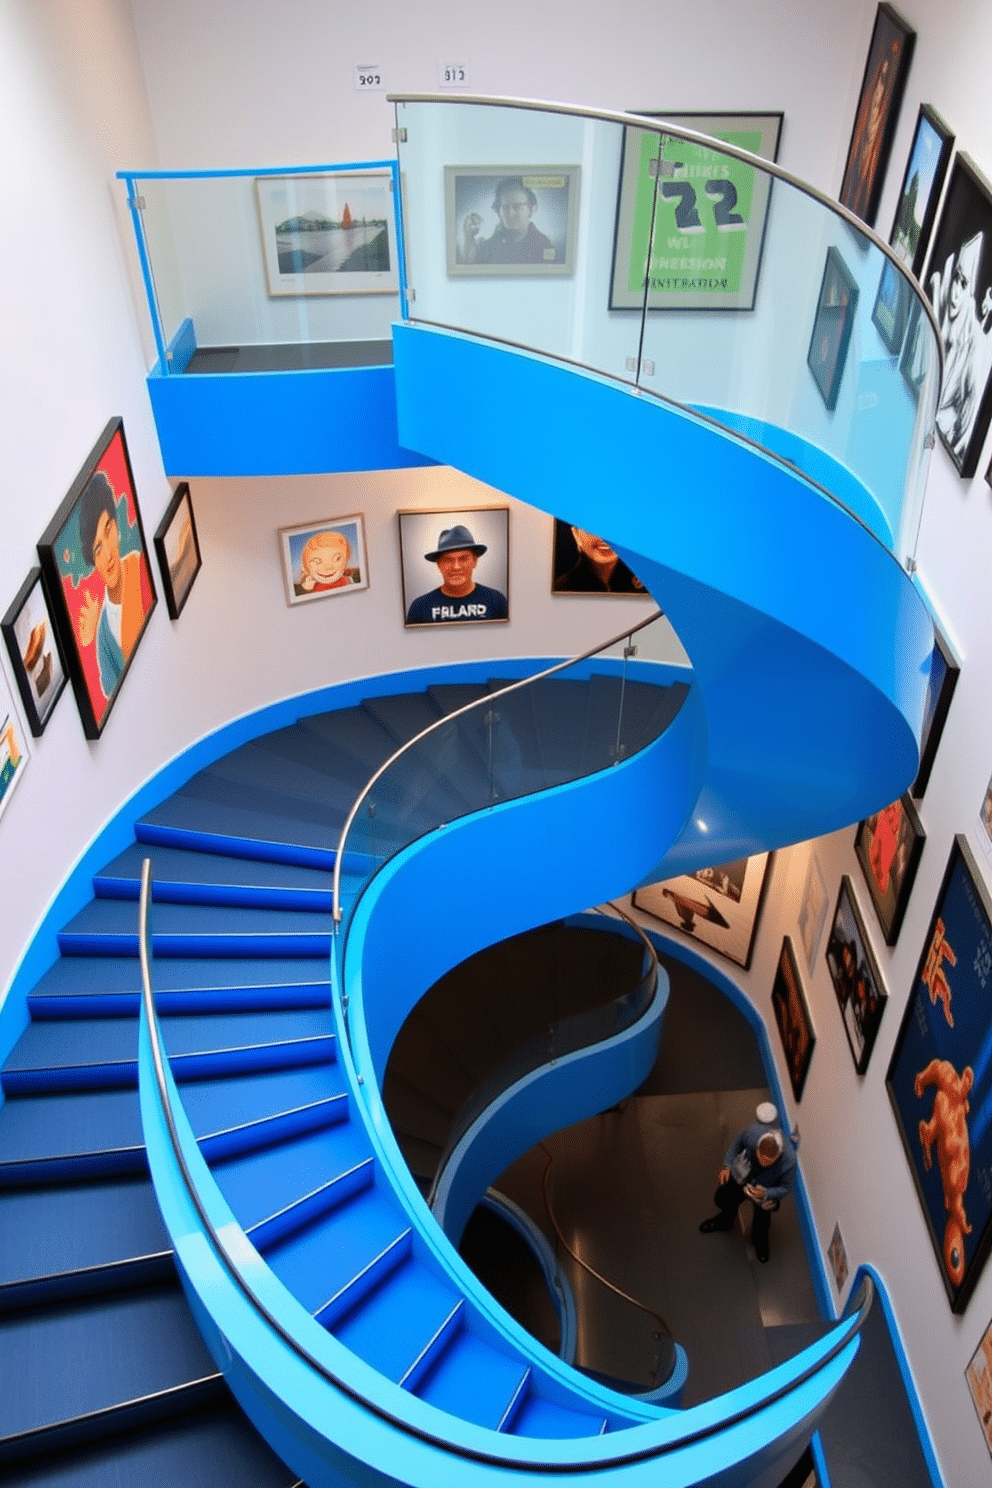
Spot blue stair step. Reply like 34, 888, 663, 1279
57, 900, 334, 958
362, 691, 444, 745
527, 677, 593, 783
414, 1329, 530, 1431
27, 955, 330, 1020
511, 1391, 608, 1440
3, 1009, 335, 1094
201, 739, 358, 814
0, 1283, 222, 1464
296, 705, 401, 776
333, 1256, 464, 1386
180, 1065, 349, 1163
426, 681, 494, 717
0, 1178, 171, 1309
135, 790, 378, 871
0, 1089, 145, 1186
94, 843, 345, 911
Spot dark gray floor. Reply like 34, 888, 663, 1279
185, 339, 393, 374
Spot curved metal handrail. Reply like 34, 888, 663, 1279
139, 855, 875, 1474
331, 606, 668, 922
388, 91, 943, 373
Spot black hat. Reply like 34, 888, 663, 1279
424, 524, 487, 561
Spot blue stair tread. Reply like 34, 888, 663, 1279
264, 1185, 409, 1317
526, 678, 592, 777
0, 1089, 143, 1175
426, 682, 493, 717
94, 843, 341, 910
415, 1329, 527, 1429
249, 719, 374, 785
135, 794, 345, 865
0, 1178, 169, 1295
201, 740, 357, 814
511, 1391, 606, 1439
27, 956, 330, 1017
211, 1121, 373, 1233
296, 706, 398, 772
0, 1284, 218, 1444
57, 900, 333, 958
0, 1404, 300, 1487
333, 1256, 461, 1384
362, 691, 444, 743
180, 1065, 346, 1140
173, 769, 347, 835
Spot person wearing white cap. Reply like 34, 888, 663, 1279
698, 1117, 796, 1264
930, 229, 986, 463
405, 524, 508, 626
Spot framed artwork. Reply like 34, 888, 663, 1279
828, 1221, 849, 1293
610, 111, 782, 311
825, 876, 888, 1074
445, 167, 580, 276
890, 104, 955, 278
398, 508, 509, 628
36, 418, 156, 740
278, 514, 369, 607
154, 483, 202, 620
925, 154, 992, 477
838, 3, 916, 227
551, 519, 648, 596
887, 836, 992, 1313
912, 622, 960, 798
980, 772, 992, 859
966, 1314, 992, 1459
633, 852, 772, 970
899, 295, 930, 402
872, 257, 912, 354
807, 247, 859, 411
771, 936, 815, 1102
854, 793, 926, 945
255, 170, 399, 297
798, 851, 829, 973
0, 659, 30, 824
2, 568, 68, 736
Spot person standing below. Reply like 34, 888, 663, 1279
698, 1122, 796, 1264
405, 524, 508, 625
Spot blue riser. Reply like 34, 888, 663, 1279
94, 843, 343, 912
26, 955, 330, 1021
3, 1038, 336, 1096
210, 1122, 373, 1239
0, 1089, 146, 1187
57, 901, 334, 960
415, 1329, 530, 1431
333, 1256, 463, 1386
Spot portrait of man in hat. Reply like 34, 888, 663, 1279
399, 509, 509, 627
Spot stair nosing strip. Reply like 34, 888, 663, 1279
0, 1249, 174, 1292
245, 1157, 374, 1236
497, 1366, 532, 1433
198, 1091, 348, 1144
398, 1298, 464, 1389
6, 1033, 336, 1078
0, 1371, 224, 1459
313, 1228, 412, 1322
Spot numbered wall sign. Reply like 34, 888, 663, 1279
610, 110, 783, 311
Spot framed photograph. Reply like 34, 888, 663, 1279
890, 104, 955, 278
2, 568, 68, 736
913, 622, 960, 798
399, 508, 509, 628
855, 793, 926, 945
551, 519, 648, 596
887, 836, 992, 1313
278, 514, 369, 608
872, 257, 912, 353
966, 1314, 992, 1459
771, 936, 815, 1102
36, 418, 156, 741
0, 658, 30, 824
839, 4, 916, 227
899, 295, 930, 402
980, 773, 992, 858
807, 247, 859, 410
255, 170, 399, 297
798, 852, 829, 973
154, 483, 202, 621
610, 111, 782, 311
828, 1222, 849, 1293
825, 876, 888, 1074
926, 154, 992, 476
633, 852, 771, 970
445, 167, 579, 277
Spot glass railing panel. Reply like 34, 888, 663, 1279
125, 168, 401, 369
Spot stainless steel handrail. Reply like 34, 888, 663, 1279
388, 91, 943, 372
331, 607, 667, 922
139, 855, 874, 1473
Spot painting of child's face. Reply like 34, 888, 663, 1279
304, 532, 349, 586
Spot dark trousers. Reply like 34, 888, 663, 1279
712, 1178, 778, 1249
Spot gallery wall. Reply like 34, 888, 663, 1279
5, 0, 992, 1483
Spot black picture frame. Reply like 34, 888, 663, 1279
771, 935, 815, 1102
871, 256, 912, 353
887, 836, 992, 1313
1, 567, 68, 737
890, 104, 955, 278
825, 876, 888, 1074
36, 418, 157, 740
550, 519, 648, 596
154, 482, 202, 620
912, 622, 960, 798
854, 792, 926, 945
899, 295, 929, 402
925, 153, 992, 477
839, 3, 916, 228
633, 853, 772, 970
808, 247, 859, 411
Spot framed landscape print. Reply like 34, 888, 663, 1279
398, 508, 509, 628
2, 568, 68, 736
36, 418, 156, 740
913, 622, 960, 798
825, 876, 888, 1074
925, 154, 992, 477
854, 793, 926, 945
551, 519, 648, 596
771, 936, 815, 1102
445, 167, 580, 277
255, 170, 399, 297
610, 111, 782, 311
887, 836, 992, 1313
872, 257, 912, 354
0, 659, 29, 825
899, 296, 930, 402
633, 852, 771, 969
278, 514, 369, 608
839, 3, 916, 227
890, 104, 955, 278
808, 247, 859, 410
154, 483, 202, 620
